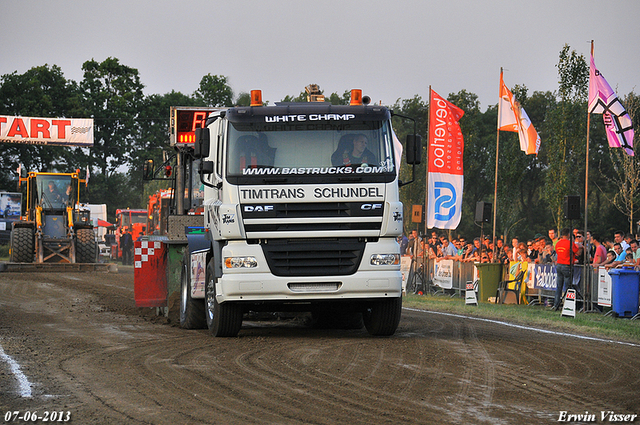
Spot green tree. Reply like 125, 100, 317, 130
495, 87, 554, 241
135, 90, 197, 169
80, 57, 145, 176
596, 92, 640, 233
235, 92, 251, 106
447, 90, 491, 239
327, 90, 351, 105
194, 74, 233, 107
543, 44, 589, 228
391, 95, 429, 234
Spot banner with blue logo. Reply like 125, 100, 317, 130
427, 90, 465, 229
427, 172, 463, 229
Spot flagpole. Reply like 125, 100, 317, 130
492, 68, 502, 262
584, 41, 593, 311
584, 41, 593, 244
425, 86, 431, 246
424, 87, 431, 279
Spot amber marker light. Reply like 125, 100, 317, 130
250, 90, 263, 106
350, 89, 363, 105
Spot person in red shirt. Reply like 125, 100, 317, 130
553, 228, 580, 311
591, 234, 608, 267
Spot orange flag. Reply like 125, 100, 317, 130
499, 72, 540, 155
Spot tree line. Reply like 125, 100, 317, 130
0, 45, 638, 242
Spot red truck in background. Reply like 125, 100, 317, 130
111, 208, 147, 260
147, 189, 173, 236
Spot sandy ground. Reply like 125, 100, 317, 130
0, 268, 639, 424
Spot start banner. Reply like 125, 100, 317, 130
0, 115, 93, 146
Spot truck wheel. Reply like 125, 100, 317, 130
363, 297, 402, 336
205, 262, 243, 337
10, 227, 34, 263
76, 229, 97, 263
180, 260, 206, 329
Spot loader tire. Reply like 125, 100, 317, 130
10, 227, 34, 263
76, 229, 97, 263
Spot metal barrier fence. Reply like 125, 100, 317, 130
405, 258, 605, 309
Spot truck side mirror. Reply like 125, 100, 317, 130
143, 159, 154, 180
405, 134, 422, 165
194, 128, 210, 159
200, 160, 214, 175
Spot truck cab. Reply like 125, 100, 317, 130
184, 90, 420, 336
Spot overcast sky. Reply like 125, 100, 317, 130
1, 0, 638, 111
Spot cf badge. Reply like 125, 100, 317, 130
361, 203, 382, 211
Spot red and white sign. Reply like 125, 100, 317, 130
562, 288, 576, 318
0, 115, 93, 146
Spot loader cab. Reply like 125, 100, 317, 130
36, 175, 76, 211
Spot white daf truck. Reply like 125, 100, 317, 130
180, 89, 421, 336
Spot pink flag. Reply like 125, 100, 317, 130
588, 54, 634, 156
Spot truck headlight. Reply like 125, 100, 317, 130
370, 254, 400, 266
224, 256, 258, 269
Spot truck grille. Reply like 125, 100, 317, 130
242, 202, 383, 235
260, 238, 365, 277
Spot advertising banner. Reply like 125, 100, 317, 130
0, 115, 93, 146
597, 266, 612, 307
529, 263, 557, 290
426, 89, 465, 230
400, 256, 412, 293
433, 259, 454, 289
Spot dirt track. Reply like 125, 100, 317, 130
0, 268, 639, 424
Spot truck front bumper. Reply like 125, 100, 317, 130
216, 239, 402, 303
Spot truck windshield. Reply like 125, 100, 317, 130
131, 213, 147, 224
36, 175, 73, 209
226, 118, 397, 184
120, 212, 146, 227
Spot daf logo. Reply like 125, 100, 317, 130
243, 205, 274, 212
361, 203, 382, 211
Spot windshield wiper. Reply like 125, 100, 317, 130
338, 176, 363, 182
262, 177, 288, 184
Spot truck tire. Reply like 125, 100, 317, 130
10, 227, 34, 263
76, 229, 97, 263
205, 261, 243, 337
363, 297, 402, 336
180, 260, 206, 329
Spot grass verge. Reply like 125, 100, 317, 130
404, 294, 640, 344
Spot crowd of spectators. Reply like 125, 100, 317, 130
398, 228, 640, 270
